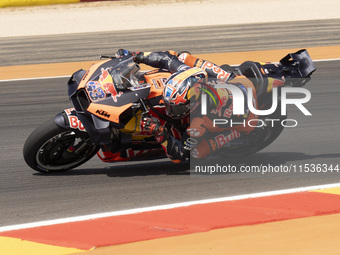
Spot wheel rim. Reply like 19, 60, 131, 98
36, 131, 97, 171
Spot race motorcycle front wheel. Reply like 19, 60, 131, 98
23, 118, 99, 173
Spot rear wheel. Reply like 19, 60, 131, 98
23, 118, 99, 173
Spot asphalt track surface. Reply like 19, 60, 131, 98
0, 20, 340, 227
1, 19, 340, 66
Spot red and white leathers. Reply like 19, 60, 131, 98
138, 51, 258, 162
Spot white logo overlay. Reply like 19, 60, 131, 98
199, 85, 311, 128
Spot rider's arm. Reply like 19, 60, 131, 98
178, 52, 235, 82
138, 51, 235, 82
137, 51, 189, 73
116, 49, 235, 82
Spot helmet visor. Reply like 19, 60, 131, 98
165, 102, 190, 119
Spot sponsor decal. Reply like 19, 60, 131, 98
187, 128, 201, 137
201, 61, 231, 82
214, 130, 241, 149
86, 81, 106, 102
184, 138, 198, 150
211, 95, 228, 117
165, 87, 174, 98
195, 59, 204, 68
152, 78, 167, 89
223, 104, 233, 118
96, 109, 111, 118
178, 52, 189, 63
81, 69, 90, 82
208, 139, 217, 151
64, 108, 86, 132
267, 77, 285, 92
64, 108, 75, 115
99, 67, 111, 84
191, 147, 200, 159
99, 67, 123, 102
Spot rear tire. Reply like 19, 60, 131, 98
23, 118, 99, 173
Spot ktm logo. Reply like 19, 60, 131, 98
96, 109, 111, 118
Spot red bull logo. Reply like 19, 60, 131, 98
211, 95, 228, 117
100, 68, 110, 84
101, 82, 123, 102
99, 68, 123, 102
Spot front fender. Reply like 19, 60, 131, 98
54, 109, 112, 145
54, 109, 86, 132
54, 112, 68, 129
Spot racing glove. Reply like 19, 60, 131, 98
115, 49, 133, 58
142, 117, 189, 162
142, 117, 169, 143
115, 48, 144, 62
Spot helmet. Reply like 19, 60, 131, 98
163, 67, 207, 119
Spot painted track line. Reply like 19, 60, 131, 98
1, 182, 340, 233
0, 75, 70, 83
0, 58, 339, 83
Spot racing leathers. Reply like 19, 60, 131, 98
132, 50, 258, 162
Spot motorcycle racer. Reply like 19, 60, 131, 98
23, 48, 315, 173
116, 49, 258, 162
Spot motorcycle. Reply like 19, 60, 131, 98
23, 49, 316, 173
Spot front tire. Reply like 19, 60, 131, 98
23, 118, 99, 173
